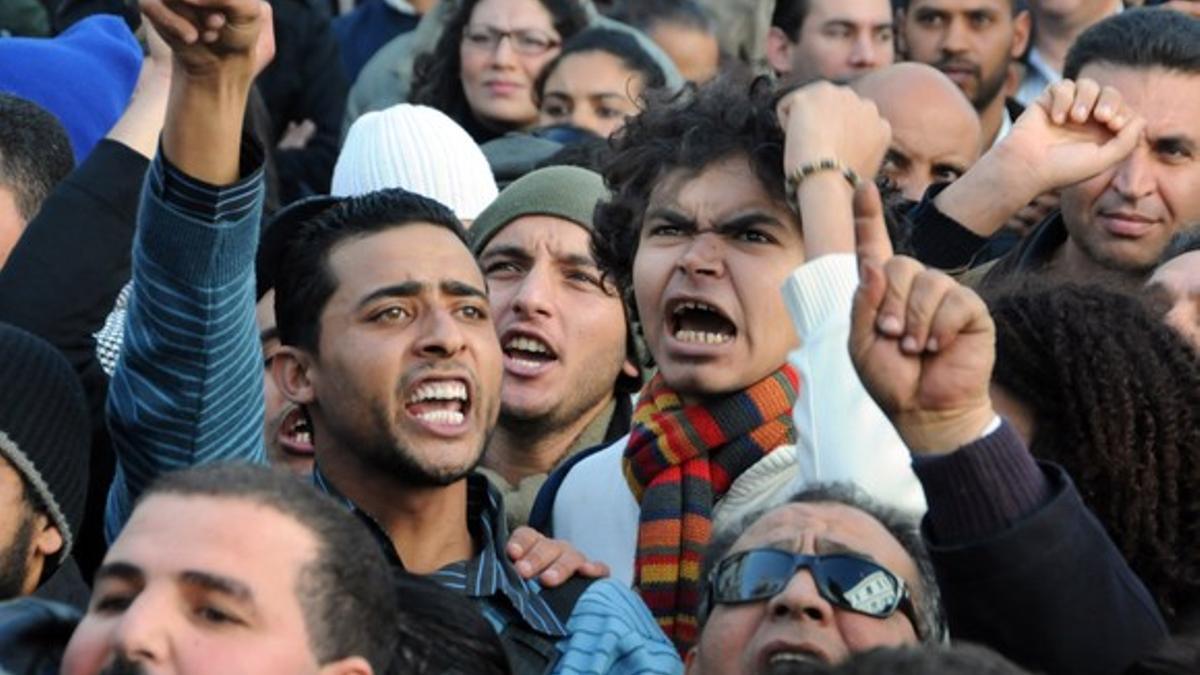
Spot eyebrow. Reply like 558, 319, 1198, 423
815, 538, 877, 561
482, 243, 599, 270
356, 280, 488, 309
95, 561, 145, 585
645, 208, 788, 232
179, 569, 256, 604
259, 326, 279, 344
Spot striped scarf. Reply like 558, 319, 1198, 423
623, 364, 800, 653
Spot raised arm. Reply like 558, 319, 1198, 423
776, 83, 927, 515
849, 248, 1167, 674
105, 0, 274, 539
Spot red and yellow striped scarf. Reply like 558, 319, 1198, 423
623, 364, 800, 653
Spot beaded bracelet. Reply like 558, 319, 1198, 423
785, 159, 862, 212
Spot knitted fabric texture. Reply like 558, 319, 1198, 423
0, 323, 90, 568
0, 15, 141, 162
469, 165, 607, 255
331, 103, 498, 220
623, 364, 800, 653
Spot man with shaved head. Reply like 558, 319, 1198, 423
853, 63, 982, 202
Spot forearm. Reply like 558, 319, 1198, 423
795, 174, 856, 258
784, 255, 928, 515
162, 70, 253, 185
933, 148, 1042, 239
104, 146, 268, 540
106, 58, 172, 159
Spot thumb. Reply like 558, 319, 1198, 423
850, 258, 887, 361
854, 181, 893, 267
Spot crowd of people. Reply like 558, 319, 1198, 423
0, 0, 1198, 673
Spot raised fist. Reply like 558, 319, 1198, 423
849, 253, 997, 454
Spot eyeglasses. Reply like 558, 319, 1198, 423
706, 548, 921, 637
461, 25, 561, 55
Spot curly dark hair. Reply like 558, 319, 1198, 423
986, 281, 1200, 623
410, 0, 589, 142
591, 75, 789, 311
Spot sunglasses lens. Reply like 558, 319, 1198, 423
715, 550, 796, 603
817, 556, 904, 617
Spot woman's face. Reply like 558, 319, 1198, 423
538, 50, 645, 138
460, 0, 562, 131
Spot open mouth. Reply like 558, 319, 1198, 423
502, 333, 559, 376
763, 647, 828, 674
669, 300, 736, 346
405, 378, 471, 428
277, 407, 314, 455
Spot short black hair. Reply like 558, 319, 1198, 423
144, 464, 399, 672
1160, 228, 1200, 266
613, 0, 715, 35
771, 0, 811, 39
0, 93, 73, 222
389, 571, 512, 674
534, 28, 668, 105
274, 188, 468, 354
1064, 8, 1200, 80
592, 75, 788, 316
701, 482, 946, 644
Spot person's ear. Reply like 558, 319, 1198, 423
621, 357, 639, 379
1011, 10, 1032, 60
33, 516, 63, 559
317, 656, 372, 675
765, 26, 796, 76
272, 346, 318, 406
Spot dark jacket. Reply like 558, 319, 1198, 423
0, 139, 148, 581
332, 0, 420, 83
914, 421, 1168, 675
259, 0, 349, 201
0, 598, 80, 675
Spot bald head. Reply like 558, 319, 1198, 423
854, 63, 982, 201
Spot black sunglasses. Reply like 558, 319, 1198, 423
706, 548, 922, 638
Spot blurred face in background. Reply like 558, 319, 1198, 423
538, 50, 646, 137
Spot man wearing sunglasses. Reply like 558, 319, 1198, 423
686, 226, 1169, 674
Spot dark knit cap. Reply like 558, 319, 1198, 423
0, 323, 89, 568
469, 165, 608, 255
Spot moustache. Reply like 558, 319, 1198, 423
933, 58, 980, 77
98, 655, 150, 675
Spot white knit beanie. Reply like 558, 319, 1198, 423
332, 104, 499, 221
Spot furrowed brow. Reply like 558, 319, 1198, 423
441, 280, 489, 300
95, 561, 145, 585
480, 244, 535, 267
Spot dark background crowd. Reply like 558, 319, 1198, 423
0, 0, 1198, 673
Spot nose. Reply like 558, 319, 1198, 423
850, 34, 879, 68
413, 307, 468, 358
1110, 148, 1156, 202
765, 569, 838, 628
110, 593, 170, 666
510, 264, 556, 320
489, 33, 518, 67
676, 233, 725, 279
942, 18, 968, 54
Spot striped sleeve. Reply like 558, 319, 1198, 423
553, 579, 683, 675
105, 145, 268, 541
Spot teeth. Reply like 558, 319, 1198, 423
769, 652, 819, 664
673, 300, 720, 317
416, 410, 465, 425
510, 358, 545, 370
673, 330, 733, 345
294, 431, 311, 445
408, 381, 468, 404
506, 336, 551, 355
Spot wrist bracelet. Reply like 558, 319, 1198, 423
785, 159, 862, 212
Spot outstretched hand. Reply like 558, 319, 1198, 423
849, 233, 997, 454
507, 526, 610, 587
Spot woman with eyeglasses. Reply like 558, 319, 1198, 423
410, 0, 588, 143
